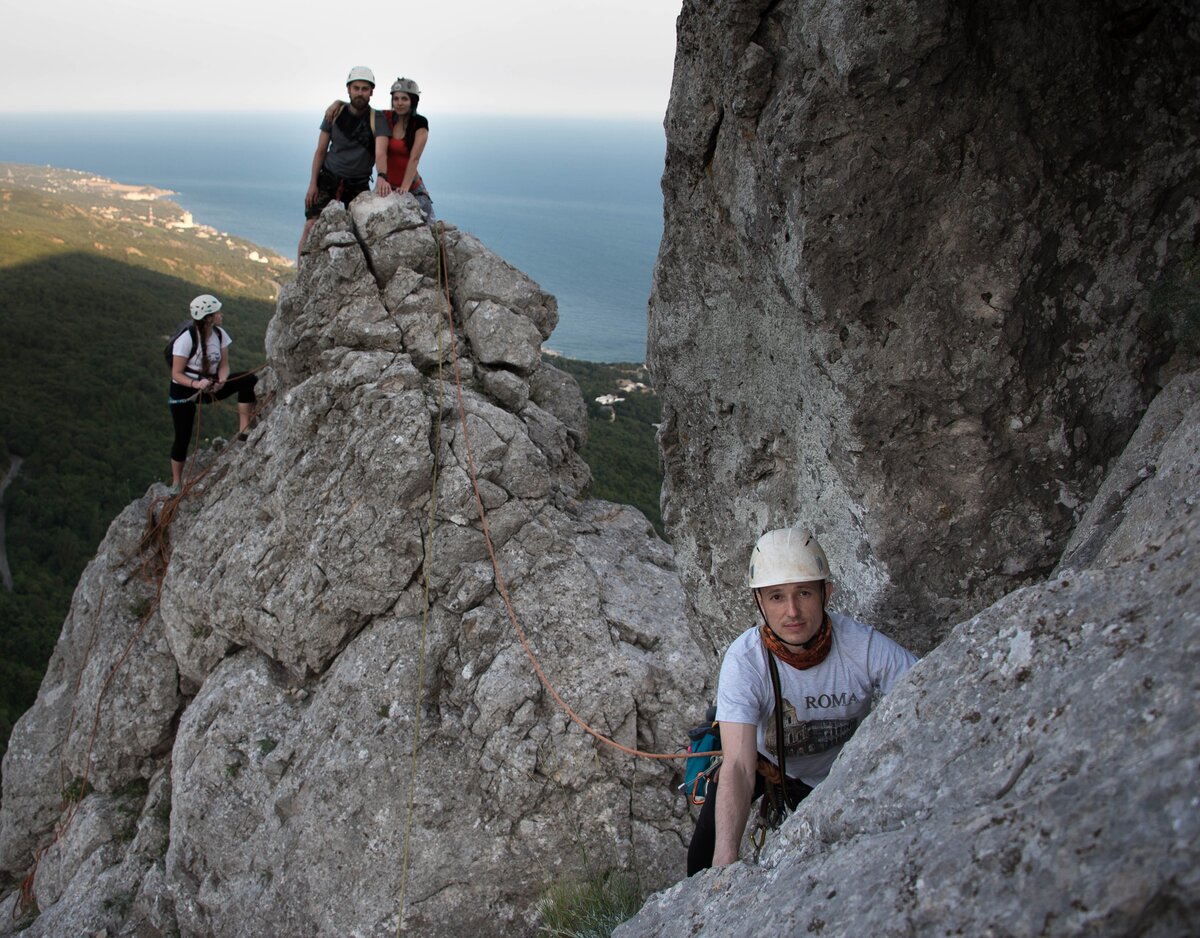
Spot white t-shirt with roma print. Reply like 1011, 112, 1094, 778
715, 612, 917, 786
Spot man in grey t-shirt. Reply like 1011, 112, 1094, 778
687, 527, 917, 874
298, 66, 385, 261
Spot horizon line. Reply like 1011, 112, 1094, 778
0, 108, 668, 122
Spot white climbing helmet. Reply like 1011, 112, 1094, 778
189, 294, 222, 321
747, 527, 829, 588
390, 77, 421, 96
346, 66, 376, 87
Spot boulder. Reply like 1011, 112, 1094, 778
463, 299, 544, 374
443, 229, 560, 340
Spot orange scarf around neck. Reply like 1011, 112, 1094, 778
759, 616, 832, 670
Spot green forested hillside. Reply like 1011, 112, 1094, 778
0, 166, 284, 757
552, 357, 663, 534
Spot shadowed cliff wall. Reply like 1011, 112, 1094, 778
650, 0, 1200, 652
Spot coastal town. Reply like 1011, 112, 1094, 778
0, 163, 290, 271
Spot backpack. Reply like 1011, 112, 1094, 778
165, 323, 226, 375
681, 705, 721, 806
330, 103, 376, 143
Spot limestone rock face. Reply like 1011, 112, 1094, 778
1057, 371, 1200, 573
616, 370, 1200, 937
650, 0, 1200, 653
0, 195, 712, 937
0, 499, 177, 876
160, 351, 434, 683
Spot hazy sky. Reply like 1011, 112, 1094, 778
1, 0, 682, 117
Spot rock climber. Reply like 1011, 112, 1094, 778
373, 77, 434, 221
168, 294, 258, 490
299, 66, 386, 261
687, 526, 917, 874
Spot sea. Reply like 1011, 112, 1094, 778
0, 112, 666, 363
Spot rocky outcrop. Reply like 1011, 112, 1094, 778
650, 0, 1200, 654
5, 5, 1199, 934
0, 502, 177, 879
612, 4, 1200, 932
0, 194, 713, 937
616, 369, 1200, 937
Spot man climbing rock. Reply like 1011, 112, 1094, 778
687, 527, 917, 874
298, 66, 385, 261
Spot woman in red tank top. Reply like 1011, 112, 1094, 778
373, 77, 434, 220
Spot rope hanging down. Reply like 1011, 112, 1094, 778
432, 223, 719, 765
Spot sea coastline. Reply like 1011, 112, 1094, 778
0, 112, 663, 363
0, 162, 291, 272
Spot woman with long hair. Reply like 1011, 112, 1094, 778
373, 77, 434, 220
168, 294, 258, 490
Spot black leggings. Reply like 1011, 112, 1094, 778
169, 372, 258, 462
686, 770, 812, 876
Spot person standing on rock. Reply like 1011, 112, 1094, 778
687, 527, 917, 874
373, 77, 434, 221
299, 66, 386, 261
168, 294, 258, 491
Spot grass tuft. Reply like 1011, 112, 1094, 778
536, 869, 644, 938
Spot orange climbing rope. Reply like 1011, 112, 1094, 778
396, 225, 719, 935
432, 224, 718, 764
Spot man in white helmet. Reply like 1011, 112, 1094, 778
687, 527, 917, 874
298, 66, 387, 261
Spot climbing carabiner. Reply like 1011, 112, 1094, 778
750, 821, 768, 862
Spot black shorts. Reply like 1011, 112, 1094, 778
305, 167, 371, 219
